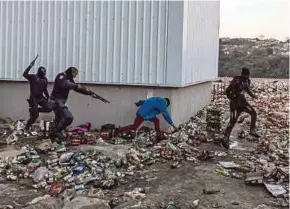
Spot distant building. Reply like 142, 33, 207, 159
0, 1, 220, 128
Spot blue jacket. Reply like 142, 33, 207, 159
136, 97, 173, 125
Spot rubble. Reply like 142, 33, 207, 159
0, 79, 288, 206
191, 199, 199, 209
61, 196, 110, 209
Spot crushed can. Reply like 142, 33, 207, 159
72, 164, 86, 175
48, 163, 58, 169
7, 174, 18, 181
98, 130, 112, 140
63, 174, 73, 182
82, 134, 95, 144
166, 201, 179, 209
48, 181, 65, 196
47, 176, 55, 184
75, 184, 85, 191
70, 135, 82, 146
47, 159, 59, 165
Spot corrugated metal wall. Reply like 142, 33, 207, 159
0, 1, 169, 84
181, 1, 220, 85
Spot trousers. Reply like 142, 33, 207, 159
49, 98, 74, 133
119, 114, 162, 137
224, 95, 257, 138
26, 97, 52, 130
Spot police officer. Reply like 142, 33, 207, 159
23, 56, 52, 131
49, 67, 105, 141
222, 67, 260, 149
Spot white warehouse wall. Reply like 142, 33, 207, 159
181, 0, 220, 85
0, 1, 219, 87
0, 1, 169, 85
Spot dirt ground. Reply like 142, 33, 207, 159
0, 130, 287, 209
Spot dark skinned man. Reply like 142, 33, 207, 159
23, 55, 52, 131
222, 67, 260, 149
49, 67, 109, 142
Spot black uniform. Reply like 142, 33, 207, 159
23, 65, 51, 130
50, 68, 91, 137
223, 75, 258, 147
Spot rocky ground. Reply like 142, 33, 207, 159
0, 79, 288, 209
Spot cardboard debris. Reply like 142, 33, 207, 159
218, 161, 239, 169
245, 172, 263, 185
263, 183, 287, 197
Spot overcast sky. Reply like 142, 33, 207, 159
220, 0, 290, 40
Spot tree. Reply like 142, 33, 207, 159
218, 37, 288, 78
266, 47, 274, 55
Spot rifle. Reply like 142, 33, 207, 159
88, 89, 110, 103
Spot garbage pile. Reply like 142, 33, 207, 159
213, 78, 289, 198
0, 78, 288, 206
206, 106, 222, 135
0, 144, 125, 195
0, 108, 219, 201
0, 119, 52, 145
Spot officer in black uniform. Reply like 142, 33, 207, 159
23, 56, 52, 131
222, 67, 260, 149
49, 67, 101, 140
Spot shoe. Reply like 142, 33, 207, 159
23, 127, 32, 137
155, 135, 167, 143
221, 137, 230, 149
49, 131, 65, 139
249, 130, 260, 138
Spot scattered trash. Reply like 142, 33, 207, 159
191, 199, 200, 208
0, 79, 288, 204
26, 195, 51, 206
245, 172, 263, 185
0, 205, 14, 209
232, 201, 240, 205
48, 181, 65, 196
263, 183, 287, 197
203, 187, 220, 195
171, 162, 181, 169
166, 201, 180, 209
123, 188, 146, 201
218, 161, 238, 169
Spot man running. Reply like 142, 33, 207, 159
222, 67, 260, 149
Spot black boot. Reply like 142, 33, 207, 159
221, 136, 230, 149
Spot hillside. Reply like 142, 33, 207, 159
218, 37, 289, 78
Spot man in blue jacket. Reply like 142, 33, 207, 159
116, 97, 177, 141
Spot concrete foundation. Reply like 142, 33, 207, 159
0, 81, 212, 130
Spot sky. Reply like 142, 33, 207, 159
220, 0, 290, 40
